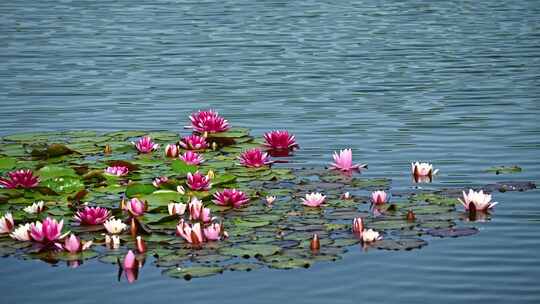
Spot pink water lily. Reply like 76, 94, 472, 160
189, 109, 230, 133
186, 171, 211, 191
213, 189, 250, 208
188, 198, 212, 222
165, 144, 179, 158
30, 217, 64, 243
238, 148, 272, 168
179, 134, 208, 150
74, 206, 111, 225
123, 250, 137, 269
263, 130, 298, 150
63, 234, 92, 254
329, 149, 367, 172
459, 189, 498, 212
176, 220, 204, 245
152, 176, 169, 188
132, 136, 159, 153
168, 202, 187, 216
370, 191, 388, 205
104, 166, 129, 177
301, 192, 326, 207
411, 162, 438, 177
0, 213, 14, 234
352, 217, 364, 234
179, 151, 204, 165
0, 169, 39, 189
125, 198, 147, 217
204, 223, 226, 241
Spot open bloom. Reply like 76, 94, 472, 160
204, 223, 226, 241
23, 201, 45, 214
213, 189, 250, 208
125, 198, 147, 217
179, 151, 204, 165
152, 176, 169, 188
411, 162, 438, 177
188, 198, 212, 222
189, 109, 230, 133
179, 134, 208, 150
10, 223, 31, 241
30, 217, 64, 243
0, 169, 39, 189
63, 234, 92, 253
104, 166, 129, 177
301, 192, 326, 207
352, 217, 364, 234
104, 218, 127, 234
330, 149, 366, 172
266, 195, 276, 205
165, 144, 179, 158
187, 171, 211, 191
459, 189, 498, 212
132, 136, 159, 153
361, 229, 382, 243
263, 130, 298, 150
370, 191, 388, 205
168, 202, 187, 216
176, 220, 204, 244
74, 206, 111, 225
239, 148, 272, 168
0, 213, 14, 234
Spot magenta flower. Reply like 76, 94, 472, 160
123, 250, 137, 269
176, 220, 204, 245
29, 217, 64, 243
132, 136, 159, 153
104, 166, 129, 177
74, 206, 111, 225
0, 213, 14, 234
213, 189, 250, 208
125, 198, 147, 217
186, 171, 211, 191
370, 191, 388, 205
179, 134, 208, 150
263, 130, 298, 150
152, 176, 169, 188
459, 189, 498, 212
204, 223, 226, 241
330, 149, 367, 172
238, 148, 272, 168
165, 144, 179, 158
63, 234, 92, 254
301, 192, 326, 207
188, 198, 212, 222
0, 169, 39, 189
179, 151, 204, 165
189, 109, 230, 133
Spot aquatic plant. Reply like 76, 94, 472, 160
263, 130, 298, 150
329, 149, 366, 172
0, 213, 14, 234
29, 217, 64, 244
74, 206, 111, 225
370, 191, 388, 205
238, 148, 272, 168
188, 109, 230, 134
23, 201, 45, 214
0, 169, 39, 189
411, 162, 438, 177
179, 151, 204, 165
164, 144, 179, 158
179, 134, 208, 150
459, 189, 498, 211
133, 136, 159, 153
104, 166, 129, 176
213, 189, 249, 208
301, 192, 326, 207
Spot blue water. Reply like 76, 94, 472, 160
1, 0, 540, 303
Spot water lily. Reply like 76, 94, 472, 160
213, 189, 250, 208
329, 149, 367, 172
265, 195, 276, 205
263, 130, 298, 150
152, 176, 169, 188
23, 201, 45, 214
361, 229, 382, 243
341, 192, 352, 200
74, 206, 111, 225
238, 148, 272, 168
189, 109, 230, 133
165, 144, 179, 158
136, 236, 147, 253
104, 166, 129, 177
186, 171, 211, 191
411, 162, 438, 177
0, 213, 14, 234
132, 136, 159, 153
176, 220, 204, 245
168, 202, 187, 216
188, 198, 212, 222
10, 223, 31, 241
204, 223, 226, 241
63, 234, 92, 253
105, 234, 121, 249
104, 218, 127, 234
0, 169, 39, 189
310, 234, 320, 250
179, 134, 208, 150
352, 217, 364, 234
125, 198, 147, 217
177, 185, 186, 195
123, 250, 137, 269
179, 151, 204, 165
370, 190, 388, 205
301, 192, 326, 207
29, 217, 64, 243
459, 189, 498, 212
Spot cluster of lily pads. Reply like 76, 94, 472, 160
0, 110, 530, 281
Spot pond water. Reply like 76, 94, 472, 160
1, 0, 539, 303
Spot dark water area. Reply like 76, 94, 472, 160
1, 0, 539, 303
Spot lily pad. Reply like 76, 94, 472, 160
427, 227, 478, 238
163, 266, 223, 280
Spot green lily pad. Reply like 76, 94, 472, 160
485, 165, 522, 174
0, 157, 16, 170
163, 266, 223, 280
219, 244, 281, 258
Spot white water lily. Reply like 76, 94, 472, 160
301, 192, 326, 207
0, 213, 14, 234
103, 218, 127, 234
266, 196, 276, 205
168, 202, 187, 216
411, 162, 438, 176
176, 185, 185, 195
10, 223, 31, 241
361, 229, 382, 243
459, 189, 498, 211
23, 201, 45, 214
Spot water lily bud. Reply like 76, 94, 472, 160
104, 144, 112, 155
206, 170, 215, 179
211, 142, 218, 151
310, 234, 320, 251
406, 209, 416, 222
136, 236, 147, 253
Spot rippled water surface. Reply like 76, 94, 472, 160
1, 0, 540, 303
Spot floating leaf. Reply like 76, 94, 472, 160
0, 157, 16, 170
171, 160, 198, 175
427, 227, 478, 238
164, 266, 223, 280
485, 165, 522, 175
